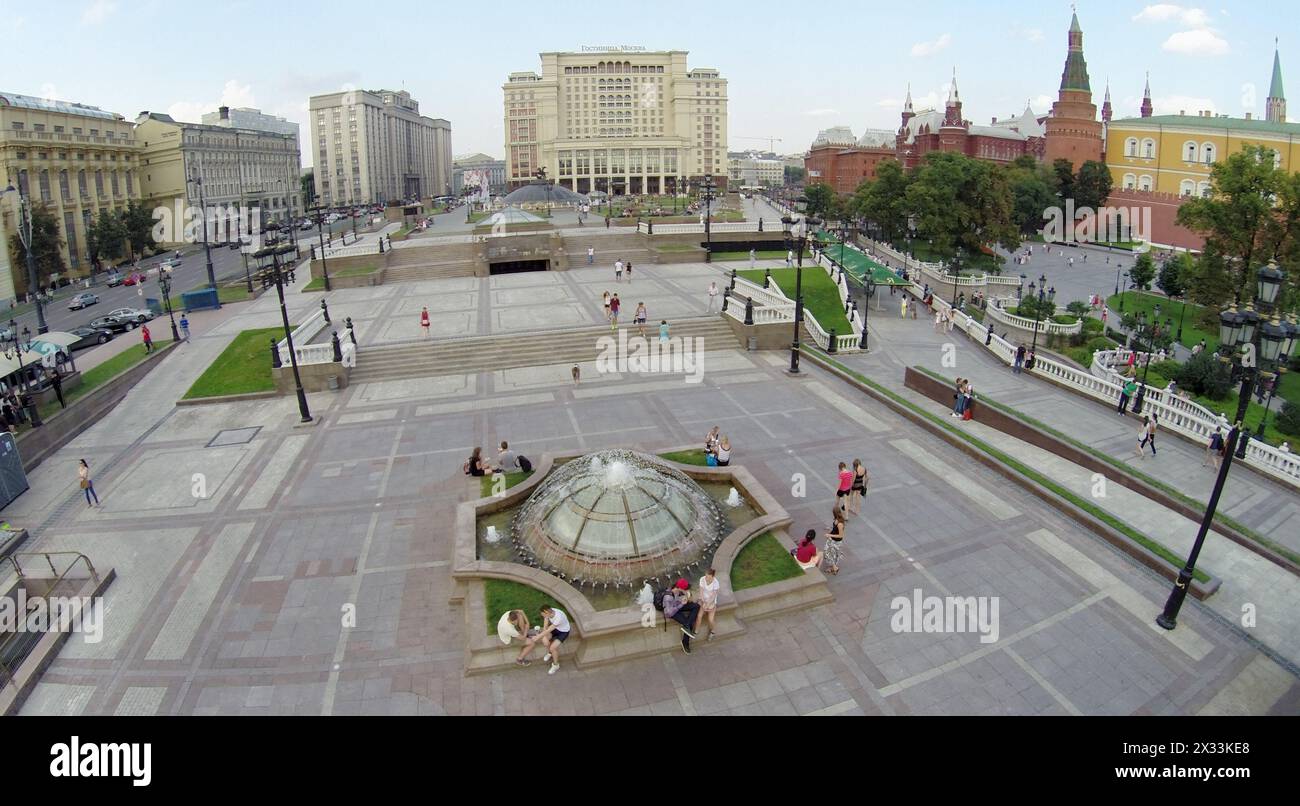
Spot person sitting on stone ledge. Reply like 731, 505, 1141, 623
793, 530, 823, 571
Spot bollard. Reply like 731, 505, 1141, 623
721, 287, 730, 313
345, 317, 357, 345
270, 338, 282, 368
332, 331, 343, 362
828, 329, 838, 353
744, 296, 754, 326
763, 268, 771, 289
321, 299, 331, 323
729, 268, 737, 291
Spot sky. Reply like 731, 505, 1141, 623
1, 0, 1292, 169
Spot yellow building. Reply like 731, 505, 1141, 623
1106, 112, 1300, 197
0, 92, 141, 302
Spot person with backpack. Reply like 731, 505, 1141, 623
1013, 344, 1026, 374
495, 441, 521, 472
660, 579, 701, 654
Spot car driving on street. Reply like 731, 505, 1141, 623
89, 314, 138, 332
107, 307, 155, 324
68, 292, 99, 311
65, 326, 115, 350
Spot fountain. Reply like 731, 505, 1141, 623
509, 450, 730, 594
485, 525, 500, 543
725, 487, 742, 508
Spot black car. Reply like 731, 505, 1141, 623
89, 315, 137, 333
66, 326, 115, 350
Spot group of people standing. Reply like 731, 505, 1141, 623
797, 459, 869, 576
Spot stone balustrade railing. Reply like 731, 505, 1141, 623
638, 221, 766, 234
985, 298, 1083, 336
902, 282, 1300, 487
731, 276, 792, 309
278, 307, 334, 366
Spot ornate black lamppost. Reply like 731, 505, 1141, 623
156, 266, 181, 343
254, 231, 311, 424
1217, 261, 1289, 458
1, 181, 49, 333
782, 196, 823, 374
699, 177, 718, 263
308, 203, 332, 292
1027, 273, 1054, 360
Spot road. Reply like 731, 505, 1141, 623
8, 215, 368, 337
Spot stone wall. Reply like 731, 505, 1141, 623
273, 361, 350, 394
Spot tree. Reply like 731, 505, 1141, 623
301, 169, 316, 206
122, 200, 155, 261
1129, 252, 1156, 291
87, 209, 128, 266
905, 152, 1018, 268
1176, 144, 1300, 305
1008, 161, 1057, 236
1051, 159, 1075, 204
1157, 252, 1190, 298
1074, 160, 1113, 210
1182, 246, 1236, 308
7, 202, 66, 294
855, 160, 909, 242
783, 165, 806, 185
803, 182, 836, 220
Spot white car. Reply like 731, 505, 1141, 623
107, 307, 155, 324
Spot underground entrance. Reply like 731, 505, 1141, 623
490, 259, 550, 275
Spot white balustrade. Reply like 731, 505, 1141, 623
278, 306, 336, 366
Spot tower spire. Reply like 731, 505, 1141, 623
1141, 71, 1153, 118
904, 82, 913, 112
1102, 79, 1113, 123
1267, 40, 1287, 123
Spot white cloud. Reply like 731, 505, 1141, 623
80, 0, 118, 25
1162, 28, 1229, 55
804, 108, 840, 117
1032, 94, 1053, 111
1132, 4, 1211, 27
1137, 94, 1218, 115
166, 80, 257, 124
1011, 25, 1044, 43
911, 33, 952, 57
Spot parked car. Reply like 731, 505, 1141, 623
122, 272, 147, 286
89, 315, 136, 332
68, 292, 99, 311
64, 326, 115, 350
105, 272, 125, 287
107, 307, 154, 324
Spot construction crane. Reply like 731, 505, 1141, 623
735, 136, 784, 153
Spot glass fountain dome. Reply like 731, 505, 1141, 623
511, 450, 729, 589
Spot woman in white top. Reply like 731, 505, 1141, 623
705, 426, 721, 455
602, 291, 612, 320
697, 568, 721, 640
715, 437, 731, 466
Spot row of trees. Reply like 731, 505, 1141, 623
802, 153, 1113, 271
6, 199, 160, 294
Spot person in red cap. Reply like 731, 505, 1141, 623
662, 578, 702, 654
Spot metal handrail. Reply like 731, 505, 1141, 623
0, 551, 101, 690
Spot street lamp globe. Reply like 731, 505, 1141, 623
1260, 315, 1286, 364
1219, 305, 1241, 350
1256, 261, 1284, 307
1238, 304, 1259, 345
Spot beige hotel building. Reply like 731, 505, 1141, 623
0, 92, 142, 302
503, 50, 728, 194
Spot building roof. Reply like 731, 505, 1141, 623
969, 125, 1029, 141
0, 92, 124, 121
990, 104, 1046, 138
1109, 114, 1300, 136
857, 128, 896, 148
1270, 48, 1286, 100
811, 126, 857, 148
453, 152, 502, 165
899, 109, 943, 145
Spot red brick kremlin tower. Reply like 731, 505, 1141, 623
1044, 10, 1103, 169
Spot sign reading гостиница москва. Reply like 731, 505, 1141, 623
580, 45, 647, 52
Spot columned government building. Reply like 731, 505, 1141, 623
503, 50, 728, 194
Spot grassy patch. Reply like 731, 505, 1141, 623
304, 265, 379, 291
739, 267, 853, 335
1106, 292, 1214, 352
484, 579, 557, 636
812, 353, 1210, 582
659, 449, 709, 466
182, 327, 283, 399
217, 284, 252, 303
654, 244, 702, 253
37, 342, 172, 422
479, 470, 534, 498
731, 532, 803, 591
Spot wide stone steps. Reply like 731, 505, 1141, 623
383, 261, 478, 282
350, 317, 739, 382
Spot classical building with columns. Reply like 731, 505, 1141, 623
0, 92, 142, 299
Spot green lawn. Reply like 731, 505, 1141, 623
659, 449, 709, 465
731, 532, 803, 591
1106, 292, 1215, 352
304, 265, 379, 291
479, 470, 534, 498
182, 327, 283, 399
1278, 369, 1299, 407
739, 268, 853, 336
654, 244, 702, 253
484, 579, 557, 636
37, 342, 173, 422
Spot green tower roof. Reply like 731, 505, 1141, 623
1270, 48, 1286, 99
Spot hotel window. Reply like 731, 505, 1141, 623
38, 170, 51, 201
78, 170, 88, 197
59, 169, 70, 200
